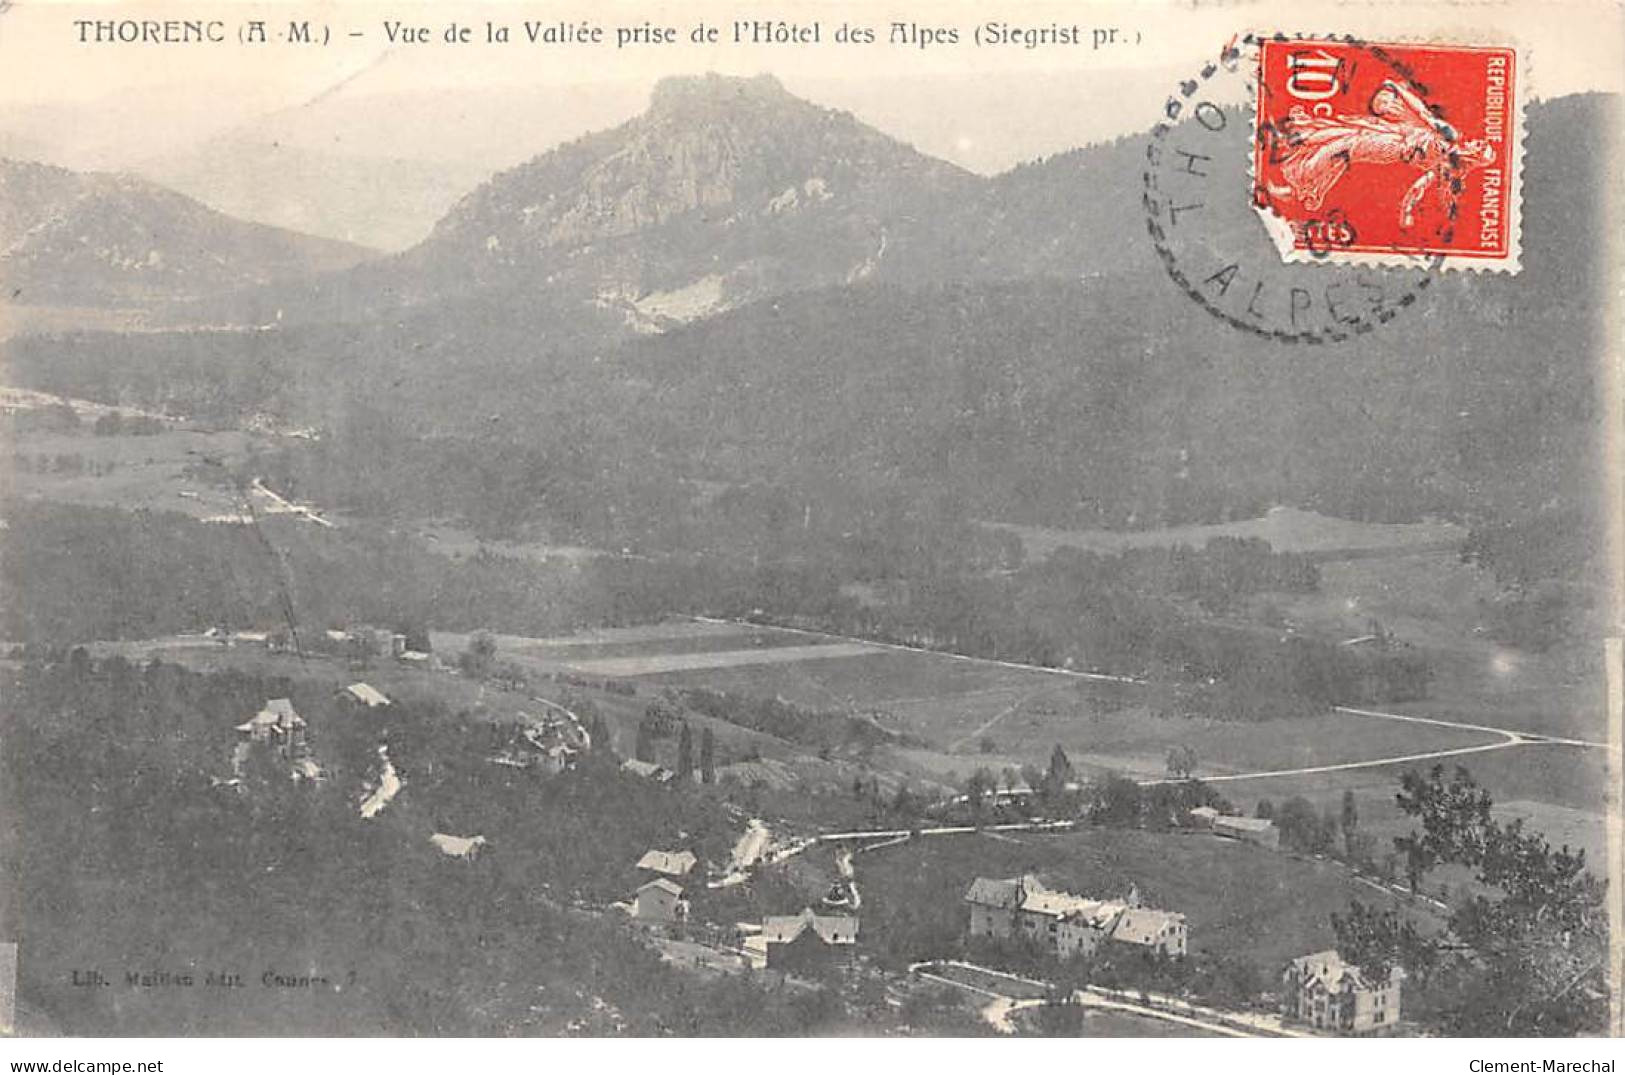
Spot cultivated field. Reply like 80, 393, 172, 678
431, 619, 1609, 855
457, 621, 1497, 788
556, 641, 887, 677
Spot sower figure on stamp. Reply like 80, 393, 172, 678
1266, 79, 1496, 228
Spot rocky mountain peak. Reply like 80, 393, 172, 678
647, 73, 794, 116
415, 72, 973, 276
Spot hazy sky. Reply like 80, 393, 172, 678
4, 0, 1620, 245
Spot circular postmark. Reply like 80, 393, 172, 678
1143, 33, 1475, 344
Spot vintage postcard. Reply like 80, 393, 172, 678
0, 0, 1621, 1050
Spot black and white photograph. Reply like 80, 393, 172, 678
0, 0, 1620, 1054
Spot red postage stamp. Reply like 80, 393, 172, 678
1253, 38, 1523, 271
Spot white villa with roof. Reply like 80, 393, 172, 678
1282, 949, 1403, 1035
964, 875, 1186, 959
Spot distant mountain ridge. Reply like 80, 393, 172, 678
388, 73, 979, 328
200, 72, 1150, 332
2, 86, 1615, 549
0, 158, 377, 308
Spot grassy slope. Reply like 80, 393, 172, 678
858, 827, 1437, 971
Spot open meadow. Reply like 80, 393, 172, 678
427, 617, 1609, 857
6, 426, 260, 519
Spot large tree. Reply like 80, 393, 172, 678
1355, 765, 1610, 1036
676, 722, 694, 783
1341, 789, 1359, 857
1330, 900, 1438, 984
1165, 744, 1198, 780
700, 726, 715, 784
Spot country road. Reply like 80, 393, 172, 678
1141, 702, 1609, 788
79, 628, 1610, 799
1333, 704, 1607, 749
910, 959, 1291, 1037
688, 615, 1611, 788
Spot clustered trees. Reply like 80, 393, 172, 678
676, 687, 893, 756
1332, 765, 1608, 1036
6, 652, 896, 1036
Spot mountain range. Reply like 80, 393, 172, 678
1, 76, 1615, 548
0, 158, 375, 309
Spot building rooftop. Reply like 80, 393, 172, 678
639, 877, 685, 897
761, 908, 858, 946
342, 682, 391, 708
964, 876, 1024, 910
1214, 815, 1277, 832
637, 849, 698, 877
1021, 881, 1110, 920
966, 874, 1117, 920
239, 698, 304, 731
1288, 949, 1401, 992
1110, 907, 1186, 946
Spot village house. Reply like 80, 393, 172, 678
1281, 950, 1403, 1035
428, 833, 487, 861
634, 878, 689, 924
964, 875, 1187, 960
235, 698, 307, 757
489, 714, 583, 774
230, 698, 324, 783
1190, 807, 1279, 849
758, 908, 858, 974
1188, 805, 1221, 828
1214, 814, 1281, 851
339, 682, 391, 708
637, 849, 697, 879
1109, 907, 1188, 958
205, 626, 273, 648
621, 758, 674, 782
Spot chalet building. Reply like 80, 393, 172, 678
637, 849, 697, 879
760, 909, 858, 973
634, 878, 688, 924
231, 699, 324, 783
964, 875, 1186, 959
235, 699, 307, 757
1282, 950, 1403, 1035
